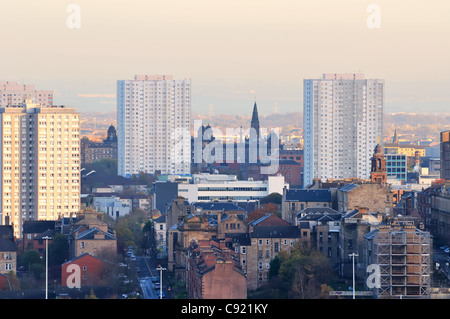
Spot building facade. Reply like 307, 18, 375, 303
187, 239, 246, 299
0, 102, 80, 238
441, 130, 450, 181
0, 81, 53, 107
385, 148, 407, 182
82, 125, 118, 164
0, 226, 16, 276
117, 75, 191, 177
365, 223, 431, 299
303, 73, 384, 186
281, 188, 333, 225
178, 174, 287, 203
61, 253, 109, 288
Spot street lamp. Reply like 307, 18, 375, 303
85, 170, 96, 176
43, 236, 51, 299
349, 253, 358, 299
156, 265, 166, 299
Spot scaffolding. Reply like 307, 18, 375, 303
373, 225, 431, 298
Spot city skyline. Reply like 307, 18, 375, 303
0, 1, 449, 115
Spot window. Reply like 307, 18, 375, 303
80, 241, 85, 249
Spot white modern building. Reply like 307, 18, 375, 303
0, 101, 80, 238
178, 174, 288, 203
303, 73, 384, 186
117, 75, 191, 177
93, 196, 131, 220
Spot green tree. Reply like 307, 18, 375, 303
18, 249, 42, 271
29, 263, 45, 281
48, 233, 69, 266
47, 233, 70, 280
278, 242, 334, 299
115, 225, 135, 253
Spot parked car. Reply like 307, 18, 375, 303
151, 276, 160, 283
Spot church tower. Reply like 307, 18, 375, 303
371, 144, 387, 184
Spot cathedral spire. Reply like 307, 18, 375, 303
392, 127, 399, 144
251, 102, 260, 137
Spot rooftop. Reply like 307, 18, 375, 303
284, 188, 332, 202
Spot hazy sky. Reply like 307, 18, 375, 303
0, 0, 449, 116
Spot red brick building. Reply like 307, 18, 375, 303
247, 159, 302, 187
279, 149, 303, 165
187, 239, 246, 299
61, 253, 108, 288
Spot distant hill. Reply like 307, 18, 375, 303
79, 110, 450, 144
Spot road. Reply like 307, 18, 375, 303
434, 245, 450, 279
137, 256, 167, 299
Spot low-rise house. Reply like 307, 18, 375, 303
33, 229, 58, 259
296, 207, 342, 269
154, 214, 167, 257
339, 207, 383, 279
61, 253, 109, 288
21, 220, 56, 252
0, 226, 16, 276
282, 188, 333, 224
69, 207, 117, 259
337, 182, 393, 216
187, 239, 246, 299
75, 227, 117, 258
245, 215, 301, 291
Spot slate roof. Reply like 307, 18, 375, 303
22, 220, 56, 234
338, 184, 359, 192
298, 222, 311, 229
342, 209, 362, 219
192, 202, 245, 212
248, 213, 290, 227
297, 207, 342, 221
0, 226, 15, 252
225, 233, 251, 246
278, 159, 301, 166
76, 227, 116, 241
33, 229, 58, 240
250, 226, 301, 239
284, 189, 332, 202
154, 214, 166, 223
